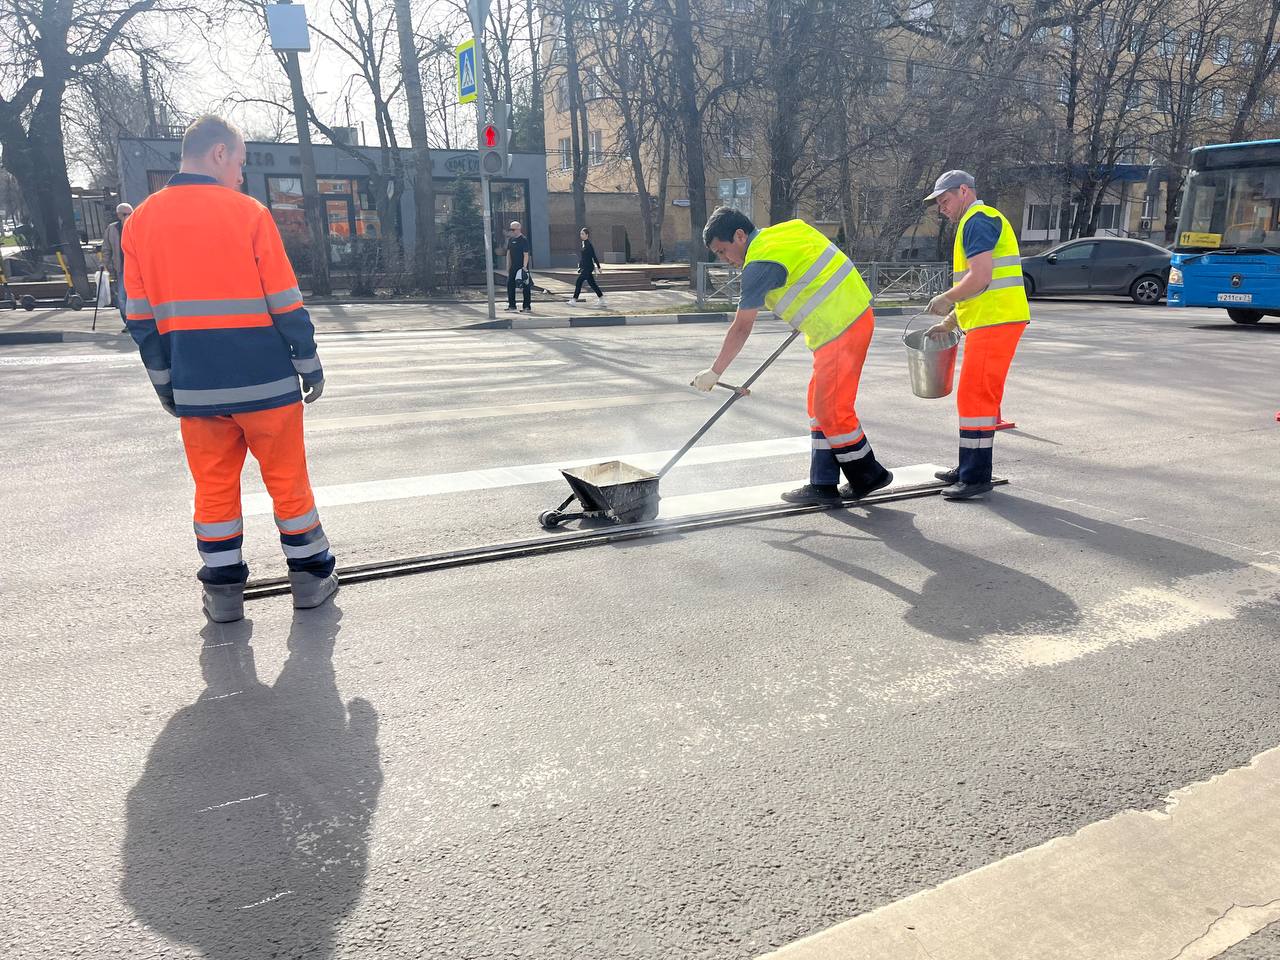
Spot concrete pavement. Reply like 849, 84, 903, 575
3, 301, 1280, 958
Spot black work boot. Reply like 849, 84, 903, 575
934, 466, 960, 484
838, 464, 894, 501
941, 480, 995, 500
780, 483, 845, 506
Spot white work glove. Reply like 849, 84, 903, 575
515, 269, 525, 283
927, 293, 955, 317
927, 311, 959, 340
159, 395, 179, 418
691, 368, 720, 392
303, 379, 324, 404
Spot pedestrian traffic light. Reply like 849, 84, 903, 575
479, 103, 513, 176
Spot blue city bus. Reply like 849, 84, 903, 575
1168, 138, 1280, 324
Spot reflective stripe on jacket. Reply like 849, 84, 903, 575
121, 174, 321, 417
744, 220, 873, 351
952, 203, 1031, 332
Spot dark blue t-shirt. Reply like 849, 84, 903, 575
962, 210, 1003, 258
737, 231, 788, 309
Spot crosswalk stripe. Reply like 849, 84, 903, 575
329, 376, 641, 402
302, 390, 698, 432
658, 464, 945, 519
762, 739, 1280, 960
327, 358, 568, 377
242, 435, 813, 514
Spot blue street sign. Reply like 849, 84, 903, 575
457, 40, 477, 104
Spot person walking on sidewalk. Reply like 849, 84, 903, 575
923, 169, 1031, 501
100, 202, 133, 331
122, 115, 337, 623
566, 227, 608, 308
692, 206, 893, 505
505, 220, 532, 313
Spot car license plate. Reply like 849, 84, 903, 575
1217, 293, 1253, 303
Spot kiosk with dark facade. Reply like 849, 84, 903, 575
116, 137, 550, 280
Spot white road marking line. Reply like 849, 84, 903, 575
0, 355, 132, 367
302, 391, 697, 432
762, 742, 1280, 960
1057, 519, 1096, 533
329, 376, 642, 402
324, 358, 567, 376
658, 465, 948, 519
239, 891, 293, 910
243, 435, 814, 514
199, 793, 269, 812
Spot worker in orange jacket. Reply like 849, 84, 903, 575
123, 115, 337, 621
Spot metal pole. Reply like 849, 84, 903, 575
471, 0, 496, 319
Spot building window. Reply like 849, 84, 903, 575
1185, 30, 1201, 61
1159, 30, 1177, 59
721, 117, 744, 158
1025, 203, 1061, 232
1263, 97, 1277, 120
583, 71, 603, 101
1098, 14, 1114, 44
1241, 40, 1257, 66
814, 187, 841, 223
1096, 203, 1122, 230
1128, 25, 1146, 55
589, 129, 604, 166
816, 119, 841, 160
1057, 75, 1071, 105
724, 46, 752, 82
1210, 88, 1226, 117
725, 0, 750, 11
1125, 81, 1143, 110
858, 188, 884, 223
718, 177, 752, 217
1060, 23, 1074, 45
1156, 81, 1171, 112
559, 137, 571, 171
907, 0, 933, 24
1213, 35, 1231, 64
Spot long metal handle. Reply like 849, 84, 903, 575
658, 328, 801, 479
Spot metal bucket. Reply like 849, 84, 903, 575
902, 314, 960, 399
560, 460, 661, 524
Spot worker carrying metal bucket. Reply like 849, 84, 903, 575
692, 207, 893, 506
923, 170, 1031, 501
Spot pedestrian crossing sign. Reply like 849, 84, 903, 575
457, 40, 477, 104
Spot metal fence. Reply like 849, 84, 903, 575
695, 260, 950, 307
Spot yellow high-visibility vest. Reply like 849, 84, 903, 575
743, 220, 873, 350
953, 202, 1031, 331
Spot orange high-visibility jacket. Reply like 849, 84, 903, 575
122, 173, 322, 416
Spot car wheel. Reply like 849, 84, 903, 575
1130, 275, 1164, 305
1227, 308, 1264, 324
1023, 275, 1036, 299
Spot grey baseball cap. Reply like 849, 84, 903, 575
924, 169, 975, 202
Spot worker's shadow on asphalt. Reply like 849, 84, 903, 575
121, 604, 382, 960
761, 505, 1080, 645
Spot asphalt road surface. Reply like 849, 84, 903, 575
3, 299, 1280, 959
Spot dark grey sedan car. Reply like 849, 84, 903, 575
1020, 237, 1171, 305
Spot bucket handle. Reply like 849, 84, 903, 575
901, 311, 934, 342
902, 310, 960, 346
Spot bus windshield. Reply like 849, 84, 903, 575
1176, 165, 1280, 251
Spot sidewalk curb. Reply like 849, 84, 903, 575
0, 306, 921, 345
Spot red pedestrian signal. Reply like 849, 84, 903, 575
483, 124, 498, 148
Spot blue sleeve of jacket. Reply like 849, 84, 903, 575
738, 260, 789, 310
253, 207, 323, 386
962, 213, 1003, 258
121, 223, 172, 400
272, 305, 323, 386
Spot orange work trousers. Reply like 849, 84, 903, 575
956, 321, 1027, 484
807, 310, 880, 486
179, 402, 332, 584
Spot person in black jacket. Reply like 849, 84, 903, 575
566, 227, 608, 308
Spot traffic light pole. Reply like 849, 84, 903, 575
470, 0, 497, 319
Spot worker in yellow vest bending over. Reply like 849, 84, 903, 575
693, 207, 893, 505
924, 170, 1030, 501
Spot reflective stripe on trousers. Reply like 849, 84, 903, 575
956, 321, 1026, 484
808, 311, 876, 486
180, 402, 333, 583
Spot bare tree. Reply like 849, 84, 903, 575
1228, 0, 1280, 140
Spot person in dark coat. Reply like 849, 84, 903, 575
566, 227, 608, 308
